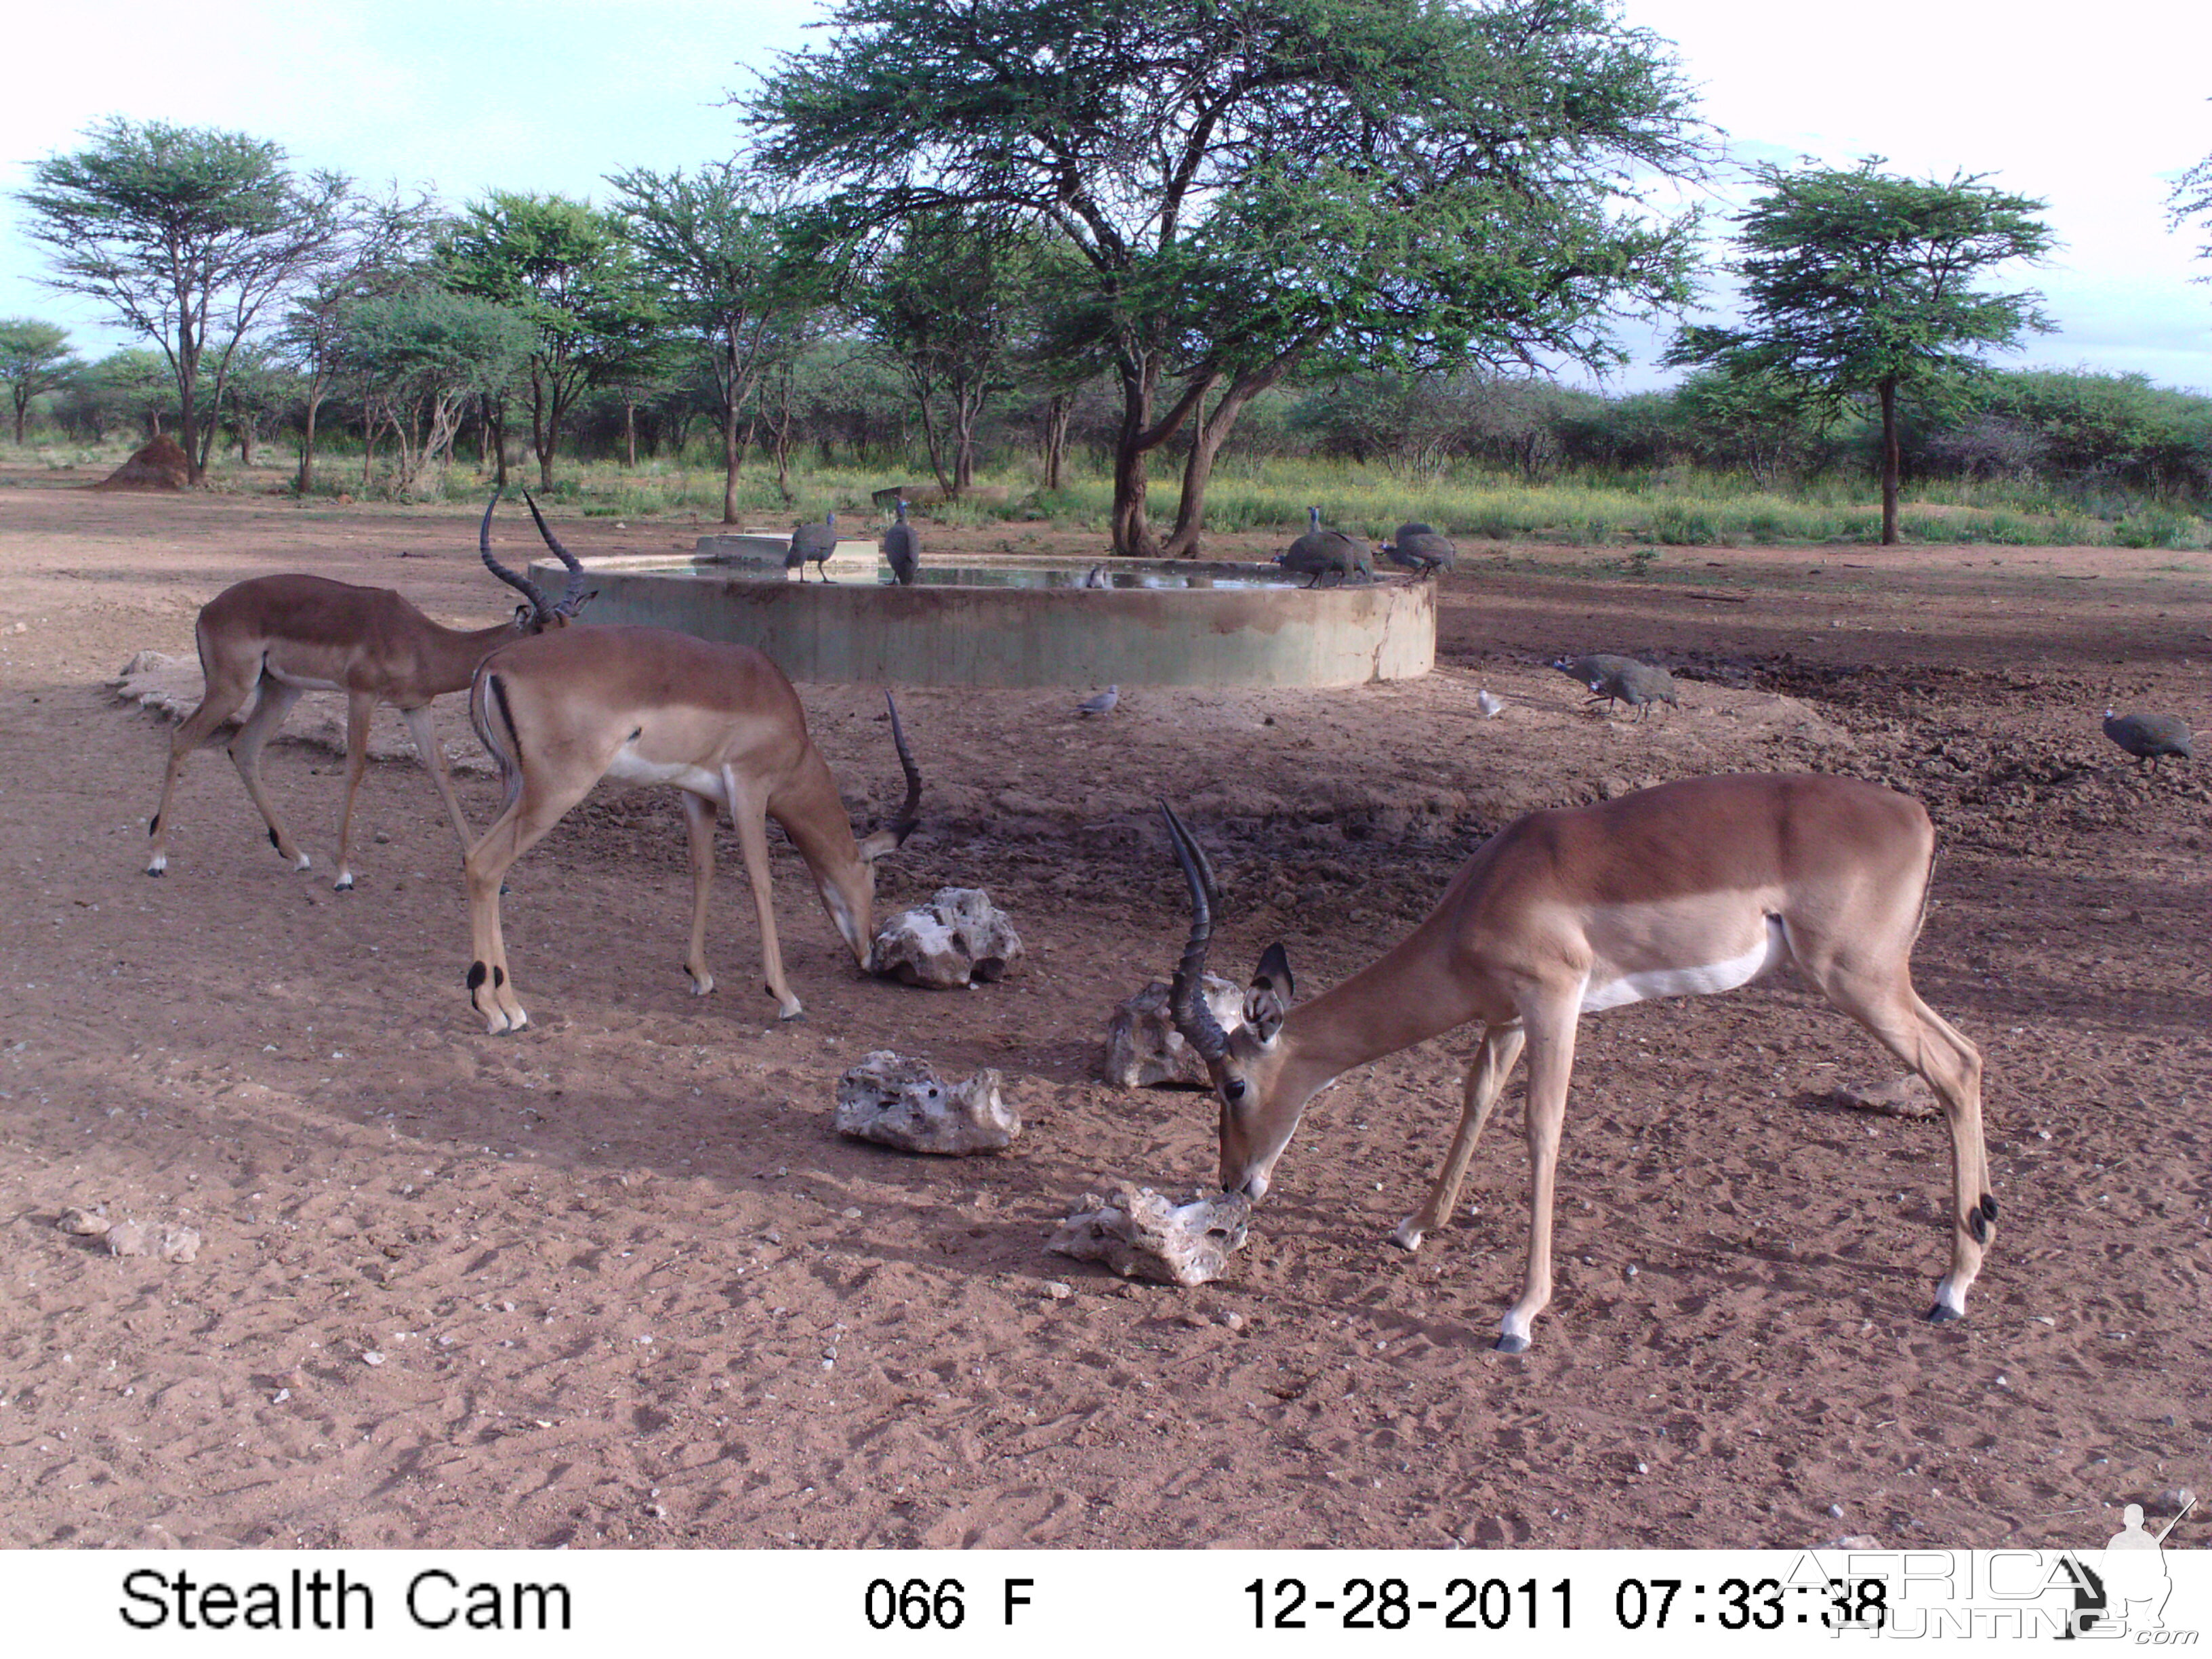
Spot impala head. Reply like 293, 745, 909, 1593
1160, 803, 1305, 1200
478, 491, 598, 631
836, 692, 924, 971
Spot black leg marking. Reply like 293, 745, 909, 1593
148, 813, 160, 835
1969, 1209, 1989, 1245
490, 674, 523, 768
493, 966, 505, 987
268, 827, 281, 851
466, 962, 487, 991
1980, 1194, 1998, 1222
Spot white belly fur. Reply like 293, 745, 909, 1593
605, 748, 727, 804
262, 665, 346, 693
1579, 916, 1788, 1013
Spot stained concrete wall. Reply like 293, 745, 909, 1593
537, 556, 1434, 689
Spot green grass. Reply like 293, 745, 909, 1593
47, 434, 2207, 551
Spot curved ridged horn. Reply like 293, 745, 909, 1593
521, 489, 594, 615
884, 692, 923, 845
1162, 801, 1231, 1065
479, 491, 558, 619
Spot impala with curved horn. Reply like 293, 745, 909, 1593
144, 491, 595, 890
459, 621, 922, 1033
1160, 773, 1990, 1353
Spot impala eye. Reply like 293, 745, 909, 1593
1223, 1076, 1248, 1104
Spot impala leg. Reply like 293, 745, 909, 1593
724, 772, 802, 1019
462, 772, 597, 1035
146, 657, 259, 875
1818, 970, 1990, 1323
331, 692, 375, 891
1392, 1023, 1528, 1251
678, 790, 718, 996
398, 703, 474, 859
227, 677, 310, 870
1499, 1004, 1580, 1354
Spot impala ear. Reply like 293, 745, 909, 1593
855, 827, 901, 863
1245, 941, 1293, 1042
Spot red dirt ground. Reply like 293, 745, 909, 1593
0, 469, 2206, 1551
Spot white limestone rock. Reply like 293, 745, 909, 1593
872, 886, 1024, 989
834, 1050, 1021, 1155
1103, 975, 1245, 1088
1046, 1183, 1252, 1287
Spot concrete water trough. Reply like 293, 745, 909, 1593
531, 533, 1434, 689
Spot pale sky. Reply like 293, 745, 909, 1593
2, 0, 2207, 393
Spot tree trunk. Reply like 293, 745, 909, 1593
11, 392, 25, 445
297, 375, 326, 493
1108, 352, 1221, 557
1879, 376, 1900, 546
1042, 392, 1073, 492
951, 377, 983, 495
177, 319, 204, 488
624, 397, 637, 468
1160, 356, 1300, 558
531, 372, 556, 493
1109, 354, 1162, 556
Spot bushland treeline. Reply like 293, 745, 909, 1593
15, 346, 2212, 535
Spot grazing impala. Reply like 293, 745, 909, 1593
1159, 773, 1990, 1353
461, 623, 922, 1034
145, 493, 594, 890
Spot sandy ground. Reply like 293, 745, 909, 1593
0, 466, 2207, 1552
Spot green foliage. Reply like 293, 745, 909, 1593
16, 117, 352, 480
1668, 157, 2053, 544
0, 318, 81, 442
750, 0, 1714, 550
2170, 146, 2212, 269
853, 211, 1049, 493
438, 191, 660, 486
1669, 159, 2055, 406
331, 287, 535, 495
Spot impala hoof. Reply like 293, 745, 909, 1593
1925, 1302, 1965, 1325
334, 874, 354, 893
1493, 1332, 1531, 1355
144, 863, 164, 878
1388, 1221, 1425, 1252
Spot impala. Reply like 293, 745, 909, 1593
460, 623, 922, 1033
1160, 773, 1990, 1353
145, 493, 594, 890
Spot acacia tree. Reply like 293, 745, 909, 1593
853, 211, 1042, 495
2171, 140, 2212, 270
607, 165, 828, 521
279, 186, 440, 492
0, 319, 81, 443
439, 192, 656, 490
17, 118, 351, 485
1667, 159, 2054, 544
332, 287, 535, 496
751, 0, 1708, 554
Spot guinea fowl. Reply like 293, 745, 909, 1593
1276, 506, 1374, 588
787, 511, 837, 581
882, 499, 919, 586
1553, 653, 1678, 718
1383, 520, 1457, 576
2102, 710, 2194, 770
